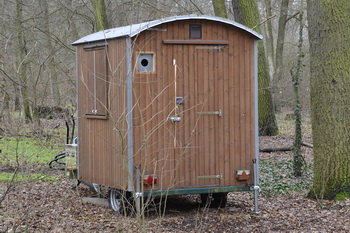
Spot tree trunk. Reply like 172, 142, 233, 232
262, 0, 275, 80
13, 84, 21, 112
232, 0, 278, 136
292, 13, 304, 177
91, 0, 109, 31
16, 0, 32, 123
69, 0, 80, 40
274, 0, 289, 81
41, 0, 61, 107
212, 0, 227, 18
0, 62, 10, 115
307, 0, 350, 199
0, 79, 10, 116
274, 0, 289, 111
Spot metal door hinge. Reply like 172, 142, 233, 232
197, 174, 223, 179
196, 110, 222, 117
196, 45, 225, 51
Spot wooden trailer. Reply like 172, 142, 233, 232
72, 15, 261, 214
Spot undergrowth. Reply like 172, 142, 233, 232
0, 136, 63, 165
0, 135, 65, 184
259, 158, 313, 197
0, 172, 57, 182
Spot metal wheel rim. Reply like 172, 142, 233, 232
109, 189, 122, 213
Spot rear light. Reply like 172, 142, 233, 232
236, 170, 250, 181
143, 174, 157, 186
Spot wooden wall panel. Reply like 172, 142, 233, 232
77, 18, 257, 192
132, 20, 257, 190
216, 23, 225, 187
77, 39, 128, 189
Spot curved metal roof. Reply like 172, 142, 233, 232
72, 15, 262, 45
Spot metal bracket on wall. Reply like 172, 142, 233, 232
196, 45, 225, 51
198, 174, 223, 180
196, 110, 222, 117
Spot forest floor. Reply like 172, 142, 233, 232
1, 113, 350, 232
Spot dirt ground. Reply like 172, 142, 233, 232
1, 171, 350, 232
1, 116, 350, 232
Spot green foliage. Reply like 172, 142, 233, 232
284, 113, 294, 121
65, 104, 76, 112
8, 111, 22, 118
0, 136, 63, 165
260, 158, 313, 197
0, 172, 57, 182
334, 192, 349, 201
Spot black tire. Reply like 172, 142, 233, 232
108, 189, 134, 215
200, 192, 228, 208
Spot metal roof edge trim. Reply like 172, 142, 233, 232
72, 14, 262, 45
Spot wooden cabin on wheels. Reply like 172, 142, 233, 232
72, 15, 262, 214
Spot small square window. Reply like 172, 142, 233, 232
138, 54, 154, 72
190, 24, 202, 39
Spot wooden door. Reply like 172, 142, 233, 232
173, 44, 227, 188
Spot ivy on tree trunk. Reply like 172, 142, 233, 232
291, 12, 304, 177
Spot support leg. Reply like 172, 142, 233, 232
253, 159, 260, 214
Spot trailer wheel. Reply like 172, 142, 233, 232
108, 189, 123, 214
108, 189, 134, 215
200, 192, 228, 208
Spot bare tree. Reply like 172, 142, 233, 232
274, 0, 289, 82
273, 0, 291, 111
232, 0, 278, 136
40, 0, 61, 107
15, 0, 32, 122
262, 0, 275, 78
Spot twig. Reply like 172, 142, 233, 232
253, 15, 276, 30
301, 142, 313, 148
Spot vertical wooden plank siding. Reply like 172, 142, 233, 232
239, 30, 246, 179
244, 37, 251, 176
131, 20, 256, 190
223, 26, 231, 187
77, 19, 257, 191
230, 26, 239, 186
216, 24, 225, 186
77, 38, 128, 189
189, 44, 197, 186
248, 37, 256, 177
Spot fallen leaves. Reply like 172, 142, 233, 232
1, 118, 350, 232
1, 175, 350, 232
